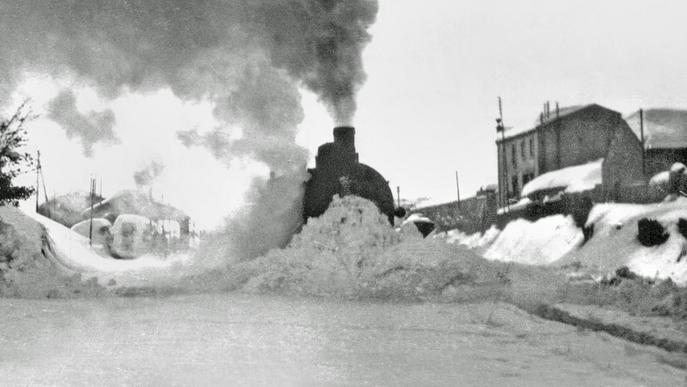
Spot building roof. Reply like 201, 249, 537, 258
625, 109, 687, 149
82, 189, 188, 221
497, 104, 602, 142
531, 105, 587, 126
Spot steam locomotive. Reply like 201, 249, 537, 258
303, 126, 397, 224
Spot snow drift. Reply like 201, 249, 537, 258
557, 198, 687, 285
0, 207, 223, 294
484, 215, 583, 265
178, 195, 543, 301
0, 207, 104, 298
449, 197, 687, 286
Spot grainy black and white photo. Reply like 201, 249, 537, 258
1, 0, 687, 385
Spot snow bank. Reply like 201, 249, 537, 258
0, 207, 105, 298
521, 159, 602, 197
444, 225, 500, 250
23, 210, 202, 288
186, 195, 514, 300
484, 215, 583, 265
559, 198, 687, 285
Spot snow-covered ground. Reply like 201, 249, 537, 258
2, 294, 684, 386
443, 226, 500, 251
23, 210, 204, 287
484, 215, 583, 265
558, 198, 687, 285
447, 198, 687, 285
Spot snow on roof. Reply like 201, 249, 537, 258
83, 189, 188, 221
521, 159, 603, 197
649, 171, 669, 186
670, 162, 686, 173
402, 213, 433, 226
625, 109, 687, 149
497, 197, 532, 215
71, 218, 112, 232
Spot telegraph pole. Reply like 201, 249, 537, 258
455, 171, 461, 210
396, 186, 401, 208
35, 151, 40, 212
496, 97, 509, 212
639, 109, 646, 178
89, 176, 95, 246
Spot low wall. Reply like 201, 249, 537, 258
412, 195, 496, 234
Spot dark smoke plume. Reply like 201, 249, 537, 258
47, 90, 118, 157
1, 0, 378, 130
1, 0, 379, 259
249, 0, 379, 124
133, 161, 164, 187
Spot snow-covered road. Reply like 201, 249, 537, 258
1, 294, 684, 386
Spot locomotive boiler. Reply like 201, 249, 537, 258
303, 126, 396, 224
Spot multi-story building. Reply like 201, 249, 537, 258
496, 103, 644, 207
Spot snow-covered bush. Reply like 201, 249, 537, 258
637, 218, 669, 247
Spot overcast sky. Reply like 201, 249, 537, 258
10, 0, 687, 228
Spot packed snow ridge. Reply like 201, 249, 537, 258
446, 198, 687, 285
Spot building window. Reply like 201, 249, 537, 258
511, 174, 519, 198
511, 144, 517, 167
521, 141, 526, 161
529, 138, 534, 158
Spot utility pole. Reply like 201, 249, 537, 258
455, 171, 461, 210
496, 96, 509, 213
89, 176, 95, 246
396, 186, 401, 208
35, 150, 40, 212
639, 109, 646, 178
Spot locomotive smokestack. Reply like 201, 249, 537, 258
333, 126, 356, 153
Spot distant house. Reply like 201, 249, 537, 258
625, 109, 687, 178
496, 103, 644, 206
81, 190, 191, 238
38, 191, 104, 227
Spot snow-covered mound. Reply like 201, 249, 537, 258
444, 226, 500, 250
202, 195, 510, 300
521, 159, 602, 197
483, 215, 583, 265
445, 198, 687, 286
16, 210, 206, 288
0, 207, 104, 298
558, 198, 687, 285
